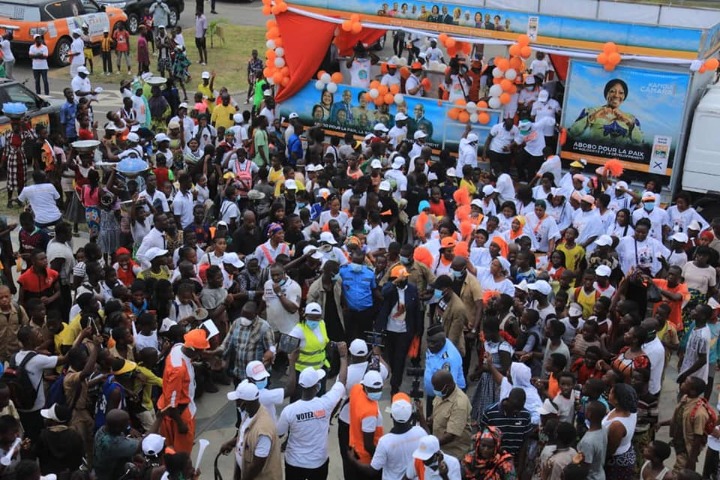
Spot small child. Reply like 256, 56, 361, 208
552, 371, 578, 425
134, 312, 159, 353
640, 440, 672, 480
170, 282, 198, 327
114, 247, 141, 287
135, 347, 163, 431
152, 154, 173, 188
573, 270, 597, 319
570, 346, 604, 384
98, 192, 121, 264
130, 280, 149, 317
512, 250, 537, 284
100, 264, 120, 301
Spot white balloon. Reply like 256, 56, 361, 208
274, 57, 285, 68
275, 47, 285, 58
488, 97, 501, 109
320, 72, 331, 84
326, 82, 338, 93
504, 69, 517, 80
369, 88, 379, 99
266, 39, 276, 49
315, 80, 325, 90
465, 101, 477, 114
492, 67, 503, 78
394, 93, 404, 105
267, 76, 276, 85
469, 113, 479, 123
398, 57, 408, 66
489, 85, 503, 97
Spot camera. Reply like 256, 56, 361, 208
406, 359, 424, 399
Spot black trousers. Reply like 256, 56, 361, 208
19, 410, 43, 444
488, 150, 511, 176
518, 149, 543, 182
384, 331, 412, 394
285, 459, 329, 480
345, 307, 376, 342
33, 70, 49, 95
393, 33, 405, 56
101, 52, 112, 73
462, 335, 476, 379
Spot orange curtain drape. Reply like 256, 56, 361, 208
275, 11, 338, 102
334, 28, 387, 57
549, 54, 569, 82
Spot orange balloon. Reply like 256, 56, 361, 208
273, 72, 283, 84
400, 67, 410, 79
277, 1, 288, 12
603, 42, 617, 54
458, 111, 470, 123
266, 27, 279, 38
596, 52, 608, 64
517, 34, 530, 46
380, 63, 388, 75
281, 66, 289, 76
496, 58, 510, 71
262, 5, 271, 15
520, 46, 532, 58
446, 38, 456, 48
510, 56, 524, 71
493, 56, 504, 66
477, 101, 488, 109
608, 52, 621, 65
499, 93, 511, 104
707, 58, 720, 70
351, 22, 362, 34
364, 92, 372, 102
350, 13, 360, 22
316, 70, 326, 80
447, 47, 457, 57
342, 20, 352, 32
266, 20, 277, 29
274, 37, 283, 47
508, 44, 521, 57
492, 77, 502, 85
370, 80, 380, 89
508, 84, 518, 94
700, 65, 708, 73
271, 5, 281, 15
448, 108, 460, 120
390, 84, 400, 95
604, 64, 615, 71
421, 78, 432, 89
263, 67, 272, 78
454, 98, 467, 107
478, 112, 490, 124
265, 59, 273, 68
438, 33, 449, 44
383, 93, 394, 104
374, 97, 384, 106
281, 76, 290, 87
500, 79, 513, 91
378, 85, 389, 96
462, 42, 472, 55
331, 72, 343, 84
266, 49, 276, 60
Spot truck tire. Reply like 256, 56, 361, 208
169, 7, 179, 27
52, 37, 72, 67
127, 14, 140, 35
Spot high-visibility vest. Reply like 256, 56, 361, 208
348, 383, 384, 464
295, 321, 330, 372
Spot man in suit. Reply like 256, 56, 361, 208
331, 89, 354, 124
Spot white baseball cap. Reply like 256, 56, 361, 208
154, 133, 170, 143
202, 71, 211, 79
178, 102, 189, 110
615, 181, 629, 190
361, 370, 384, 388
370, 159, 383, 169
394, 112, 408, 121
470, 198, 483, 209
245, 360, 270, 381
581, 194, 595, 204
413, 435, 441, 460
538, 90, 549, 102
482, 185, 497, 196
568, 303, 583, 317
304, 302, 322, 315
142, 433, 166, 456
319, 231, 337, 245
446, 167, 456, 178
233, 113, 243, 124
392, 157, 405, 169
594, 235, 613, 247
159, 317, 177, 333
77, 66, 90, 75
688, 220, 703, 231
126, 132, 139, 142
527, 280, 552, 296
284, 179, 298, 190
373, 123, 389, 132
595, 265, 612, 277
298, 367, 326, 388
289, 112, 299, 119
672, 232, 689, 243
391, 398, 413, 422
145, 247, 169, 261
379, 180, 392, 192
466, 133, 479, 143
349, 339, 369, 356
222, 252, 244, 269
413, 130, 427, 140
227, 380, 259, 401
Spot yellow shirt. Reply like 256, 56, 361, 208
459, 179, 477, 196
136, 365, 163, 411
269, 167, 284, 192
211, 104, 236, 130
197, 83, 215, 113
556, 243, 586, 272
138, 266, 171, 281
273, 172, 307, 197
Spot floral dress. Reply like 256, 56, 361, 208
611, 346, 650, 383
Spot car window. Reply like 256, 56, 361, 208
44, 0, 82, 19
0, 3, 41, 21
81, 0, 98, 13
0, 84, 42, 111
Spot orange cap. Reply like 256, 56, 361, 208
441, 237, 457, 249
184, 329, 210, 350
390, 265, 409, 279
392, 392, 412, 403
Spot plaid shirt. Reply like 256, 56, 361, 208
220, 316, 274, 380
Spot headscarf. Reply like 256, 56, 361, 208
499, 362, 543, 424
463, 425, 515, 480
267, 223, 283, 237
491, 237, 509, 258
701, 230, 715, 241
508, 215, 526, 240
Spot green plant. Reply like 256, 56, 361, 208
208, 19, 227, 48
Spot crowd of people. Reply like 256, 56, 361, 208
0, 21, 717, 480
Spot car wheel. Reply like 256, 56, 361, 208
168, 7, 179, 27
127, 14, 140, 35
52, 37, 72, 67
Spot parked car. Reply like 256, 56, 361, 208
0, 78, 62, 133
0, 0, 126, 66
94, 0, 184, 35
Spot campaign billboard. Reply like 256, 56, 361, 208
560, 61, 691, 176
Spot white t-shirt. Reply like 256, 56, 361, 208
488, 123, 520, 154
46, 239, 76, 283
406, 452, 462, 479
445, 75, 469, 103
457, 139, 477, 171
263, 278, 301, 334
71, 75, 92, 95
29, 44, 49, 70
537, 155, 562, 186
642, 337, 665, 396
172, 190, 195, 229
277, 381, 344, 468
339, 362, 389, 423
531, 99, 561, 136
371, 426, 427, 479
381, 73, 401, 87
18, 184, 61, 224
259, 388, 284, 424
404, 75, 422, 97
13, 351, 58, 412
235, 414, 272, 468
70, 37, 85, 65
530, 59, 550, 79
366, 225, 387, 252
0, 39, 14, 62
219, 199, 240, 225
350, 58, 372, 88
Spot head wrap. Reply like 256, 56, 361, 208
267, 223, 283, 237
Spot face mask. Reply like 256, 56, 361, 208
332, 273, 340, 282
526, 86, 534, 90
297, 202, 306, 209
644, 202, 655, 212
367, 391, 382, 401
306, 320, 320, 330
278, 278, 287, 287
351, 263, 363, 273
451, 269, 464, 279
239, 317, 253, 327
399, 255, 410, 265
255, 379, 268, 390
433, 289, 444, 301
432, 389, 445, 398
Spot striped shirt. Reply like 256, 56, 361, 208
480, 401, 534, 454
219, 317, 275, 380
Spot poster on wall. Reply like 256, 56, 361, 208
561, 61, 690, 176
278, 81, 501, 149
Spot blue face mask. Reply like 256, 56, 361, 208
351, 263, 363, 273
451, 269, 464, 279
399, 255, 410, 265
433, 289, 444, 301
367, 391, 382, 401
433, 389, 444, 398
644, 202, 655, 212
255, 379, 268, 390
306, 320, 320, 330
297, 202, 306, 209
278, 278, 287, 287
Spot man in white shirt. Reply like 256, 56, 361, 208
385, 156, 408, 200
17, 170, 62, 227
69, 29, 85, 78
530, 52, 551, 81
29, 35, 49, 95
640, 318, 665, 397
263, 264, 301, 334
71, 66, 97, 99
244, 361, 284, 423
138, 173, 170, 223
632, 191, 671, 244
388, 112, 408, 149
406, 435, 462, 480
457, 130, 479, 172
483, 118, 520, 176
531, 89, 561, 151
516, 118, 555, 182
404, 63, 424, 97
136, 213, 168, 268
169, 103, 195, 142
366, 211, 387, 255
278, 344, 348, 478
381, 62, 402, 88
0, 32, 15, 80
425, 39, 444, 63
172, 173, 195, 229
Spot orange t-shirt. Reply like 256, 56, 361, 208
348, 383, 383, 464
652, 279, 690, 331
157, 344, 193, 412
547, 373, 560, 399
